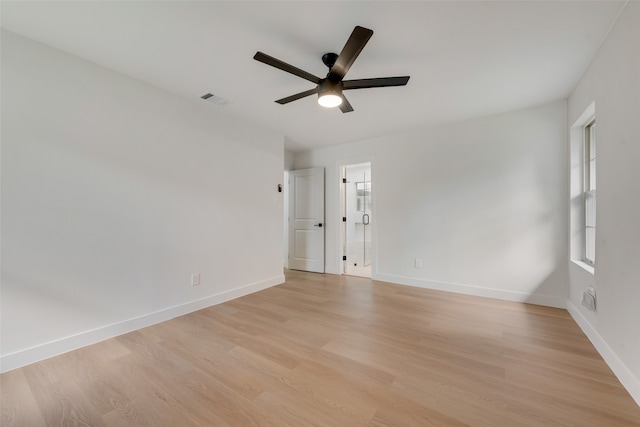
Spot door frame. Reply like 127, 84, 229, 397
337, 157, 376, 277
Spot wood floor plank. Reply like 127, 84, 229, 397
228, 346, 367, 426
108, 352, 228, 427
29, 378, 106, 427
159, 338, 266, 400
0, 370, 46, 427
2, 270, 639, 426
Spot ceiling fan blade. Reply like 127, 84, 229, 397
339, 95, 354, 113
275, 88, 319, 105
343, 76, 410, 90
329, 26, 374, 81
254, 52, 321, 84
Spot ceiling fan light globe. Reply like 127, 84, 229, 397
318, 93, 342, 108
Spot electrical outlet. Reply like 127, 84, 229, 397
191, 273, 200, 287
414, 258, 423, 268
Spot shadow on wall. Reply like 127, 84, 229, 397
387, 162, 565, 305
374, 104, 567, 307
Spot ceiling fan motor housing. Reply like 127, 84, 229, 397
322, 52, 339, 70
318, 78, 342, 94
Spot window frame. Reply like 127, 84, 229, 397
570, 101, 596, 274
583, 119, 596, 266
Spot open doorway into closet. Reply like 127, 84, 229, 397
342, 162, 372, 278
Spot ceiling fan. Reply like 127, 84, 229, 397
253, 26, 410, 113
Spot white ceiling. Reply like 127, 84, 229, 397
1, 1, 626, 152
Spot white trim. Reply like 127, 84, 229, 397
567, 300, 640, 407
372, 273, 566, 308
571, 100, 596, 129
0, 274, 285, 373
571, 259, 595, 275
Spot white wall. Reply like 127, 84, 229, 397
1, 31, 285, 371
566, 2, 640, 405
295, 100, 568, 307
283, 150, 295, 267
284, 149, 295, 171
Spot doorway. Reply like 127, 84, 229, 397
342, 163, 372, 278
287, 167, 325, 273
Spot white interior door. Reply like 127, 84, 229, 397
288, 167, 325, 273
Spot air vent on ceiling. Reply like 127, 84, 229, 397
200, 93, 229, 106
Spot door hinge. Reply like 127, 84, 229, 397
342, 178, 347, 184
343, 256, 347, 261
342, 217, 346, 222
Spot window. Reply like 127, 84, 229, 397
570, 101, 595, 272
584, 120, 596, 265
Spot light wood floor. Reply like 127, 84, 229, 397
2, 270, 639, 426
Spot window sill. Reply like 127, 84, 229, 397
572, 260, 595, 275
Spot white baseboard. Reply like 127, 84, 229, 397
0, 274, 285, 373
372, 273, 566, 308
566, 300, 640, 407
